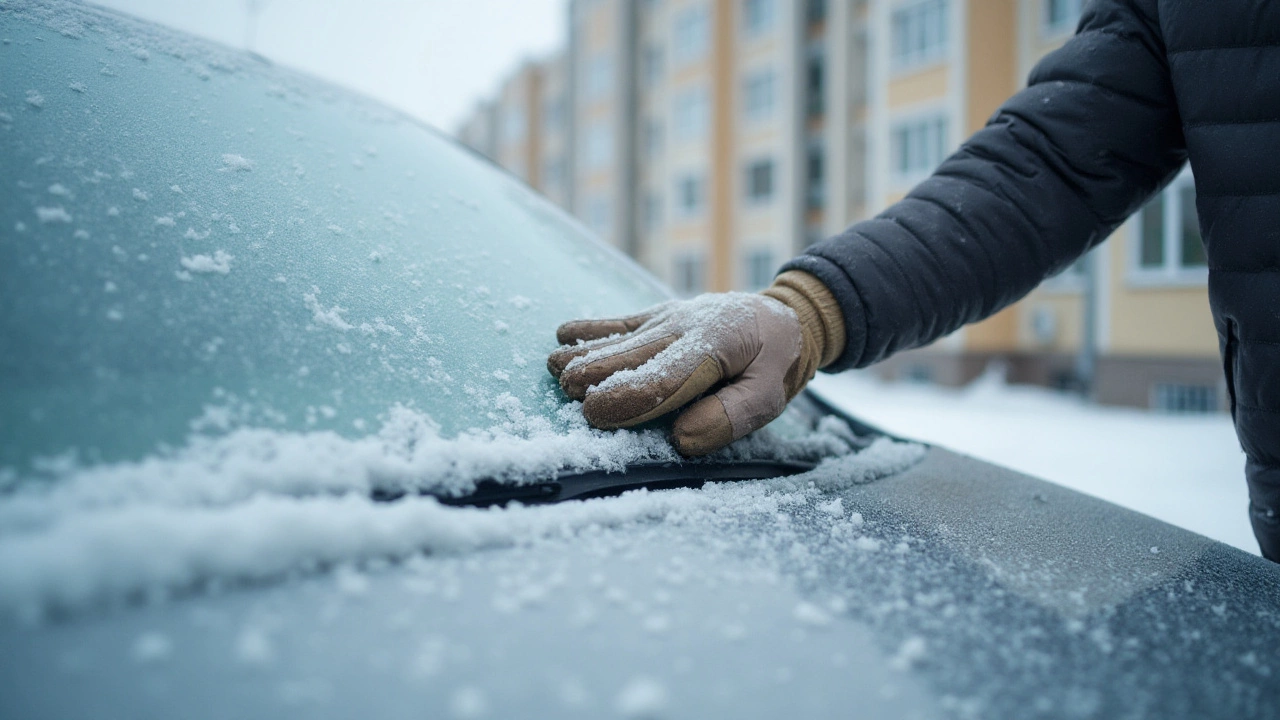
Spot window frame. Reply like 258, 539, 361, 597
1128, 168, 1207, 288
890, 0, 950, 74
672, 86, 710, 144
744, 247, 775, 291
742, 0, 776, 38
1041, 0, 1084, 38
674, 171, 706, 218
742, 67, 776, 124
887, 108, 950, 186
672, 4, 711, 67
744, 157, 775, 205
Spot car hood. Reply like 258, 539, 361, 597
3, 446, 1278, 720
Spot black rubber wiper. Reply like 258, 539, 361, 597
371, 458, 818, 508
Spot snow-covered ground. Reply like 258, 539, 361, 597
810, 369, 1256, 555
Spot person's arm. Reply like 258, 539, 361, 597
788, 0, 1187, 370
549, 0, 1186, 456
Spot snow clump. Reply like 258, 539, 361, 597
303, 288, 355, 331
221, 153, 254, 172
616, 676, 668, 719
179, 250, 233, 274
35, 206, 71, 223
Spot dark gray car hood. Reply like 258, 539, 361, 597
4, 447, 1277, 720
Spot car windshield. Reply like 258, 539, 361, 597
0, 1, 864, 500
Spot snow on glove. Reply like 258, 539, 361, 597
547, 270, 845, 456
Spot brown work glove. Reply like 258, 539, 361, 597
547, 270, 845, 456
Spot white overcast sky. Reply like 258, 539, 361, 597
90, 0, 567, 132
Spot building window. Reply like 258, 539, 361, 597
503, 108, 525, 142
745, 159, 774, 203
1152, 383, 1218, 414
1043, 0, 1083, 35
587, 195, 611, 235
806, 142, 825, 209
644, 192, 663, 233
675, 172, 706, 216
543, 96, 564, 133
806, 0, 827, 24
805, 43, 825, 117
642, 44, 664, 87
645, 118, 664, 158
743, 0, 775, 37
891, 0, 949, 70
1133, 170, 1205, 281
745, 248, 775, 290
584, 122, 613, 169
672, 5, 710, 65
743, 69, 775, 123
890, 114, 948, 178
672, 87, 710, 142
673, 251, 707, 295
585, 53, 613, 100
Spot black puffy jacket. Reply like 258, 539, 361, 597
783, 0, 1280, 560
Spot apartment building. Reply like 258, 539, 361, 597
460, 0, 869, 295
456, 0, 1221, 412
865, 0, 1222, 411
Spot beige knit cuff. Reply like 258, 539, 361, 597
762, 270, 847, 369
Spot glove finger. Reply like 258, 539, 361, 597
554, 307, 664, 346
581, 342, 724, 429
671, 360, 791, 457
558, 329, 676, 400
548, 330, 631, 378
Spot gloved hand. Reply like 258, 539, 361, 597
547, 270, 845, 456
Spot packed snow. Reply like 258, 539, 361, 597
34, 206, 71, 223
810, 369, 1255, 553
0, 382, 922, 620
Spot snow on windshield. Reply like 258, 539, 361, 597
0, 395, 923, 620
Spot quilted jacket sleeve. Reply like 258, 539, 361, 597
784, 0, 1188, 371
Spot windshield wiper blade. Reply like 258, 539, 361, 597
371, 459, 818, 508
